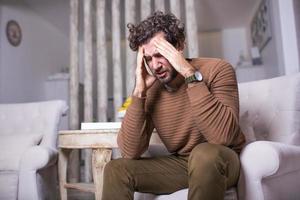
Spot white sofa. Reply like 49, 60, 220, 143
0, 100, 68, 200
134, 73, 300, 200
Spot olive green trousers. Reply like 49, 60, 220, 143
102, 143, 240, 200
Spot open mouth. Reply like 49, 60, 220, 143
156, 71, 167, 78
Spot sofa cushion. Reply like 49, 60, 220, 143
0, 100, 68, 149
238, 74, 300, 145
0, 134, 42, 170
134, 187, 237, 200
239, 110, 256, 144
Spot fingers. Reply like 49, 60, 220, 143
153, 38, 181, 71
136, 47, 144, 74
137, 46, 144, 64
153, 38, 180, 70
152, 37, 193, 76
154, 37, 174, 50
153, 38, 177, 58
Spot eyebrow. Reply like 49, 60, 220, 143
144, 52, 162, 60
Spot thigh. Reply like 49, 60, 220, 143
188, 143, 240, 188
112, 155, 189, 194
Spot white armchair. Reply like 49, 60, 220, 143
238, 73, 300, 200
134, 73, 300, 200
0, 100, 68, 200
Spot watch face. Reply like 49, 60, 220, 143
185, 71, 203, 84
195, 71, 203, 81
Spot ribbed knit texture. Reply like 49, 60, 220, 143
118, 58, 245, 159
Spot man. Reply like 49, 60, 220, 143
102, 11, 245, 200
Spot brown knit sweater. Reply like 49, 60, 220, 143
118, 58, 245, 159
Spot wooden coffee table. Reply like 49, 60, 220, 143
58, 127, 161, 200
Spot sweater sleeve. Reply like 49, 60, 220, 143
117, 96, 154, 159
187, 60, 240, 146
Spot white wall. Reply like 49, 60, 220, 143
0, 6, 2, 84
200, 27, 268, 83
198, 0, 300, 82
198, 31, 223, 59
196, 0, 299, 83
1, 0, 298, 105
221, 28, 248, 68
243, 0, 299, 80
0, 3, 69, 103
262, 0, 300, 76
295, 0, 300, 65
249, 0, 280, 79
276, 0, 299, 74
198, 28, 248, 68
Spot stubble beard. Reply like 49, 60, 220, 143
156, 69, 178, 84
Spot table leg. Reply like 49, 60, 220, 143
58, 148, 71, 200
92, 148, 112, 200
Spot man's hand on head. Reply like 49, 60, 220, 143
133, 47, 156, 98
153, 37, 195, 78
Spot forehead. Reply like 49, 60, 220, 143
142, 32, 166, 57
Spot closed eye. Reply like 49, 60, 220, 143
153, 53, 163, 58
144, 56, 152, 62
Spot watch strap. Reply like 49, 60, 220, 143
185, 71, 202, 84
185, 74, 197, 84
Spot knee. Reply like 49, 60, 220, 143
104, 158, 131, 179
189, 143, 226, 175
190, 143, 221, 162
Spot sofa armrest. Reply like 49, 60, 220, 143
19, 146, 58, 171
238, 141, 300, 200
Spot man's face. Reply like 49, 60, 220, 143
142, 32, 178, 84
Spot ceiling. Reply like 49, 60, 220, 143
1, 0, 261, 35
195, 0, 261, 31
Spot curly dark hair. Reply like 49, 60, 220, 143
127, 11, 185, 51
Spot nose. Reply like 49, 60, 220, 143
152, 57, 162, 72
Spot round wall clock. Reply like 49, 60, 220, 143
6, 20, 22, 47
